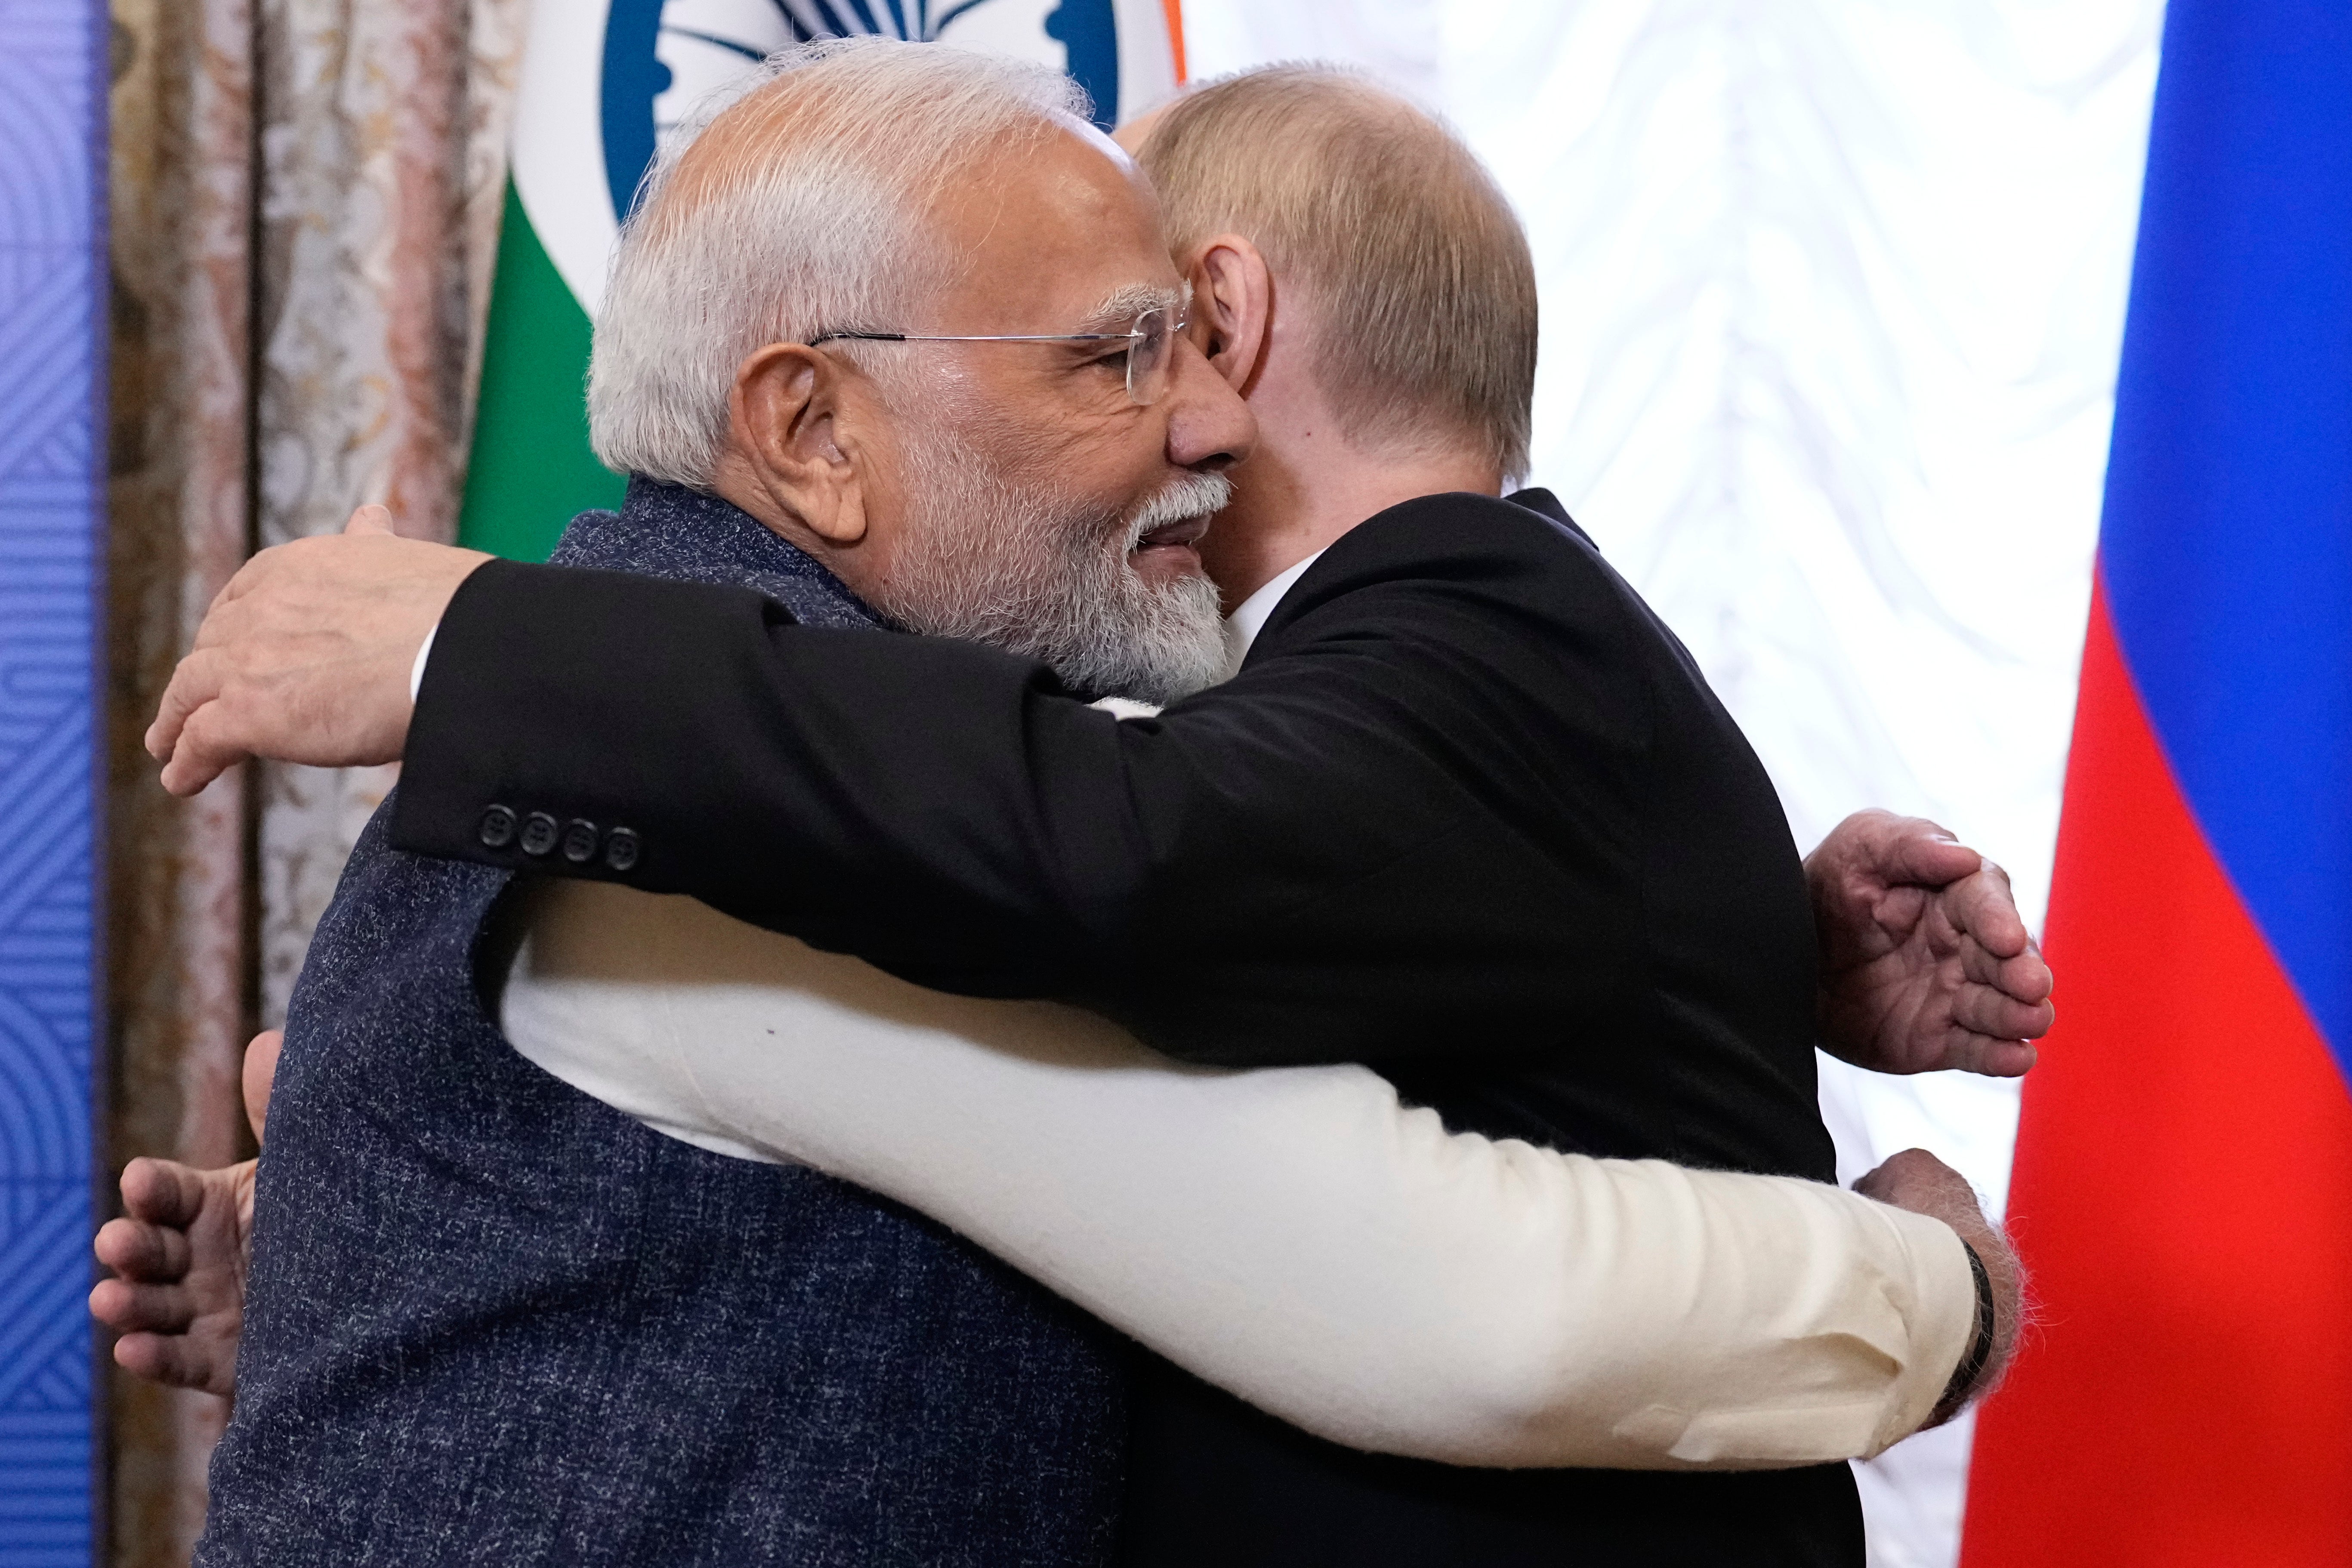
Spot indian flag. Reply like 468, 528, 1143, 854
459, 0, 1188, 561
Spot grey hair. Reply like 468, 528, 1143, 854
589, 37, 1092, 489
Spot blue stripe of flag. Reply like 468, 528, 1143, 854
2099, 0, 2352, 1069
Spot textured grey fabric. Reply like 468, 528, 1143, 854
198, 479, 1124, 1567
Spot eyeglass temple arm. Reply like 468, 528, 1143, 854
807, 328, 1160, 346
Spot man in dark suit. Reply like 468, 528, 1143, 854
143, 54, 2046, 1568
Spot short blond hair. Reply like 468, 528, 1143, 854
1137, 65, 1536, 482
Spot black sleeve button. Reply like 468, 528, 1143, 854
603, 827, 640, 873
560, 819, 600, 864
478, 805, 517, 849
519, 811, 559, 856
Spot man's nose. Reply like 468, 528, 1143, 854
1164, 334, 1256, 472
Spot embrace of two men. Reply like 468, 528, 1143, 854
99, 40, 2054, 1568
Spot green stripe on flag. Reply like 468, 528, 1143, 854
458, 181, 626, 562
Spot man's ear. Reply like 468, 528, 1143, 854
1188, 232, 1272, 396
729, 343, 871, 546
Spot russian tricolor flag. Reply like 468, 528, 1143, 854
1961, 0, 2352, 1560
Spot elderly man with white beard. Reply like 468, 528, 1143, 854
118, 41, 2044, 1568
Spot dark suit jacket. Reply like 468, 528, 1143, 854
395, 488, 1862, 1566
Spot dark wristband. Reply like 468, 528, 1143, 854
1939, 1240, 1996, 1411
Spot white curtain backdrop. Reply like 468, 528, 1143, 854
1178, 4, 2162, 1564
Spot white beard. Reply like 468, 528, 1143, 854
876, 426, 1232, 707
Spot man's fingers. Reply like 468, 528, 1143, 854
145, 646, 231, 763
1958, 934, 2056, 1009
88, 1275, 195, 1336
110, 1329, 233, 1396
1884, 833, 1983, 890
1948, 938, 2057, 1043
344, 503, 395, 536
1848, 812, 1982, 890
1945, 1034, 2039, 1078
109, 1332, 182, 1383
2003, 945, 2056, 1009
1867, 882, 1931, 937
93, 1214, 193, 1283
118, 1156, 210, 1229
1945, 867, 2032, 960
1952, 984, 2056, 1043
1986, 1039, 2038, 1076
157, 695, 253, 797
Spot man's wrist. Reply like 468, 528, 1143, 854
1936, 1238, 1997, 1414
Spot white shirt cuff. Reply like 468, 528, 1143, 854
409, 623, 438, 704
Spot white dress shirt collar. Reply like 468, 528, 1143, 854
1222, 549, 1327, 673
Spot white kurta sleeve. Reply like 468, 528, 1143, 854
499, 879, 1975, 1471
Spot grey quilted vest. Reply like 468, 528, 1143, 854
197, 479, 1125, 1568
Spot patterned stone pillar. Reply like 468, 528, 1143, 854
101, 0, 525, 1559
105, 0, 262, 1558
249, 0, 525, 1027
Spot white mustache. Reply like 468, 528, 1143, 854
1123, 472, 1234, 549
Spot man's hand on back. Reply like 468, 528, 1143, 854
90, 1031, 281, 1398
145, 505, 489, 797
1808, 809, 2055, 1077
1854, 1147, 2022, 1425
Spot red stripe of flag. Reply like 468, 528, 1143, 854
1960, 582, 2352, 1564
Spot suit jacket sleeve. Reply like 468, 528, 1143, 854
392, 500, 1649, 1066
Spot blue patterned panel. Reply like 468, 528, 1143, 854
0, 0, 102, 1565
